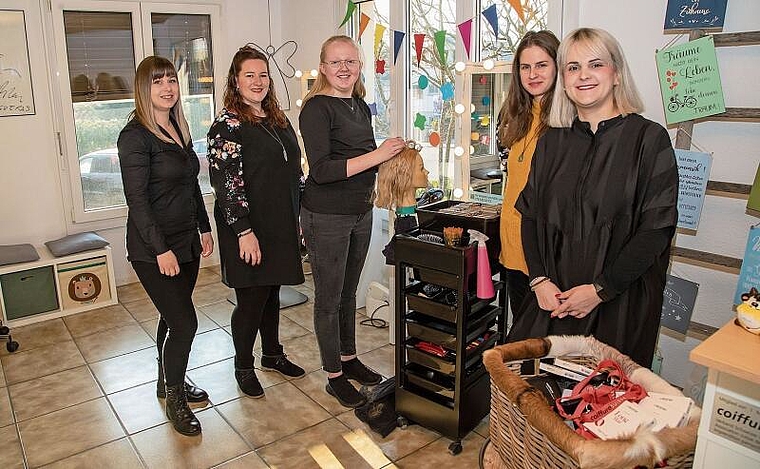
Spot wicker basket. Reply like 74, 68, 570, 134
481, 336, 699, 469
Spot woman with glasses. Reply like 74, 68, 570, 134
299, 35, 405, 408
207, 46, 305, 398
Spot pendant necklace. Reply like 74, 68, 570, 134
338, 96, 354, 113
259, 123, 288, 161
516, 131, 539, 163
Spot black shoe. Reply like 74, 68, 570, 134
341, 358, 382, 385
157, 359, 208, 402
260, 354, 306, 379
165, 383, 201, 436
235, 368, 264, 398
326, 375, 366, 408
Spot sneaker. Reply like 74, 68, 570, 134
341, 358, 382, 385
235, 368, 264, 398
326, 375, 367, 408
260, 354, 306, 379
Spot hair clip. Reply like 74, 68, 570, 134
406, 140, 422, 152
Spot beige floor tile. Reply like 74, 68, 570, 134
354, 314, 393, 355
208, 264, 221, 276
1, 340, 85, 385
277, 314, 312, 341
196, 311, 219, 334
0, 386, 12, 427
0, 424, 24, 469
213, 450, 269, 469
196, 267, 222, 287
257, 418, 375, 469
394, 431, 485, 468
90, 347, 157, 394
198, 300, 234, 327
63, 304, 137, 338
186, 357, 284, 405
192, 282, 232, 307
336, 409, 441, 462
187, 329, 234, 370
140, 318, 159, 341
474, 414, 490, 438
8, 366, 102, 422
277, 333, 322, 374
107, 381, 167, 434
116, 282, 148, 304
216, 381, 331, 448
289, 282, 314, 296
40, 438, 143, 469
281, 302, 315, 332
75, 323, 154, 363
122, 297, 158, 322
0, 319, 72, 357
0, 361, 5, 387
357, 344, 395, 379
130, 408, 249, 469
19, 397, 125, 468
291, 369, 348, 416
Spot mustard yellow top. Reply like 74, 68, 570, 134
499, 100, 543, 273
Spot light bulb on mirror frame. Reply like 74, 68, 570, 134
453, 188, 464, 199
453, 146, 465, 157
469, 145, 475, 155
296, 99, 303, 107
454, 103, 465, 114
483, 59, 495, 70
294, 70, 303, 78
310, 69, 318, 77
454, 61, 466, 73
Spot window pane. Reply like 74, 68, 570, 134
357, 1, 391, 142
480, 0, 549, 61
152, 13, 214, 194
410, 0, 457, 192
64, 10, 135, 211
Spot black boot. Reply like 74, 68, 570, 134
235, 367, 264, 398
157, 359, 208, 402
165, 383, 202, 436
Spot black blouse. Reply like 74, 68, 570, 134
117, 118, 211, 263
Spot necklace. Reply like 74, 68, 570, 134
258, 123, 288, 161
516, 130, 539, 163
337, 96, 354, 113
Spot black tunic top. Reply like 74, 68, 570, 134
509, 114, 678, 367
118, 118, 211, 264
299, 95, 377, 215
207, 109, 304, 288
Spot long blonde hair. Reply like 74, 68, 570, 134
302, 35, 366, 105
130, 56, 191, 144
375, 147, 420, 210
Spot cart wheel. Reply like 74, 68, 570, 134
448, 440, 462, 455
0, 325, 9, 335
7, 340, 19, 353
396, 416, 409, 429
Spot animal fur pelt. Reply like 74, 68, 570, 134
483, 336, 700, 469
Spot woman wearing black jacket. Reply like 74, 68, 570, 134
118, 56, 213, 436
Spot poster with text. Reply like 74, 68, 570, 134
664, 0, 728, 32
676, 149, 711, 230
656, 35, 725, 125
734, 225, 760, 306
661, 274, 698, 334
0, 10, 35, 116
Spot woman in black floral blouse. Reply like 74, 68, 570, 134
207, 46, 305, 398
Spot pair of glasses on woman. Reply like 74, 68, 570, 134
322, 59, 361, 69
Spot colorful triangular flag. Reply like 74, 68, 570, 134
359, 12, 371, 38
339, 1, 357, 28
374, 24, 387, 57
414, 33, 425, 66
508, 0, 525, 23
393, 30, 405, 65
482, 4, 498, 37
457, 19, 473, 60
434, 30, 447, 63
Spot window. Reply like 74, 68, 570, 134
51, 1, 219, 222
479, 0, 550, 61
356, 1, 391, 142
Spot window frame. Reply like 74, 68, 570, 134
49, 0, 222, 227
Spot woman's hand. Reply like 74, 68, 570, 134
551, 284, 602, 319
157, 250, 180, 276
534, 280, 562, 311
200, 232, 214, 257
238, 231, 262, 266
377, 137, 406, 162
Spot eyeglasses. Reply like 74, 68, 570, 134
322, 59, 361, 70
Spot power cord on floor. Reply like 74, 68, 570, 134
360, 301, 389, 329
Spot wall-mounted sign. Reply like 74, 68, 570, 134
708, 391, 760, 453
656, 35, 726, 125
664, 0, 728, 32
675, 149, 712, 230
661, 274, 698, 335
0, 10, 35, 116
734, 224, 760, 306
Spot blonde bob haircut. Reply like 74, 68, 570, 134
130, 56, 191, 144
549, 28, 644, 128
302, 35, 366, 105
375, 146, 421, 210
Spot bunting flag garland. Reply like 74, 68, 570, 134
441, 82, 454, 101
434, 30, 447, 63
482, 4, 498, 37
414, 33, 425, 66
457, 19, 473, 59
376, 59, 386, 74
429, 131, 441, 147
393, 30, 405, 65
418, 75, 429, 90
414, 113, 427, 130
374, 23, 386, 56
339, 0, 357, 28
508, 0, 526, 22
359, 12, 371, 38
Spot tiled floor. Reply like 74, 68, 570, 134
0, 267, 489, 468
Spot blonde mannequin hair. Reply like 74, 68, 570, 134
375, 146, 422, 210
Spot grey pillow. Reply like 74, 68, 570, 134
0, 244, 40, 266
45, 232, 109, 257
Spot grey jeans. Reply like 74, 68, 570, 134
300, 207, 372, 373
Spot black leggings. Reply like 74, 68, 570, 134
132, 258, 200, 386
231, 285, 283, 369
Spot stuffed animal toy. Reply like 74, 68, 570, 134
737, 287, 760, 335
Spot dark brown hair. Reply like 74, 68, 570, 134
222, 46, 287, 127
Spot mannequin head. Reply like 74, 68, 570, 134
375, 143, 429, 210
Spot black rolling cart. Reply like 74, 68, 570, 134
393, 204, 506, 454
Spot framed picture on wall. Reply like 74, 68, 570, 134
0, 9, 35, 116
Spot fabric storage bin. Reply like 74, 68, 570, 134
57, 256, 111, 309
0, 266, 59, 320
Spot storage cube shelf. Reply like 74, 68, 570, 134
0, 245, 118, 327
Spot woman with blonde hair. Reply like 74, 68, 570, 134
299, 35, 405, 408
118, 56, 213, 436
509, 28, 678, 368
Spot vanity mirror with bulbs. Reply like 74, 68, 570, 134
455, 61, 512, 199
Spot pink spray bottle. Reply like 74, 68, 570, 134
468, 229, 495, 299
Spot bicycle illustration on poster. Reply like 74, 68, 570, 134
0, 9, 35, 117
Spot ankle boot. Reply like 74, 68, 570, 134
165, 383, 201, 436
157, 359, 208, 402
